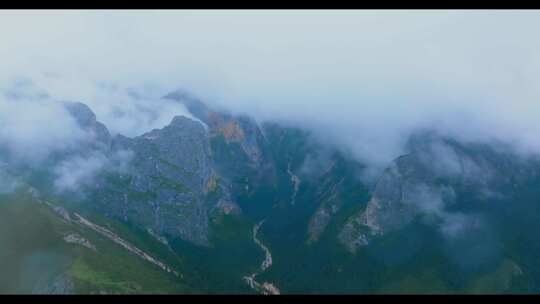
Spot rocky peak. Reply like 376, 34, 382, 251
164, 90, 272, 175
91, 111, 230, 246
32, 94, 272, 247
163, 90, 212, 124
63, 102, 97, 127
63, 101, 111, 148
168, 115, 207, 134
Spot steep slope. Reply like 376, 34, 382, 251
164, 90, 277, 198
339, 135, 540, 253
49, 101, 242, 247
0, 189, 193, 294
90, 116, 219, 246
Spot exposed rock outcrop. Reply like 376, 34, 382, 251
63, 101, 111, 150
61, 98, 247, 247
74, 213, 178, 276
338, 136, 540, 253
63, 233, 97, 251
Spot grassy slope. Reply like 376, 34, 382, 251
0, 191, 193, 294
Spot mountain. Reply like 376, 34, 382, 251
2, 91, 540, 294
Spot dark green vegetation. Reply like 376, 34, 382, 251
168, 214, 262, 294
200, 125, 540, 294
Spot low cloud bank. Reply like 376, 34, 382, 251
1, 10, 540, 180
53, 149, 133, 193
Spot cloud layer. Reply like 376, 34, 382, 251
1, 10, 540, 175
53, 149, 133, 193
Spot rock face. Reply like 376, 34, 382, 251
164, 91, 276, 187
306, 163, 370, 245
63, 233, 97, 251
89, 115, 222, 246
338, 158, 419, 253
338, 136, 540, 253
63, 101, 111, 150
59, 93, 366, 249
306, 164, 345, 244
61, 94, 274, 247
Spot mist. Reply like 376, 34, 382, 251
53, 149, 133, 193
2, 10, 540, 177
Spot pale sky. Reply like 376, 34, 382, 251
1, 10, 540, 175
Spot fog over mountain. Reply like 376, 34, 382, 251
2, 10, 540, 179
4, 10, 540, 295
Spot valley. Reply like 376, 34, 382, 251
1, 94, 540, 294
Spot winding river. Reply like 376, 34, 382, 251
243, 220, 280, 295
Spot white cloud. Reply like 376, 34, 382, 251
0, 85, 87, 164
0, 10, 540, 174
407, 183, 475, 239
53, 149, 133, 193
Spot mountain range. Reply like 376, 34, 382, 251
1, 90, 540, 294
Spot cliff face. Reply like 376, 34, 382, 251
165, 91, 277, 207
63, 101, 112, 150
338, 136, 540, 253
44, 99, 238, 246
255, 122, 370, 245
60, 92, 369, 250
90, 116, 218, 246
164, 90, 270, 170
58, 93, 277, 247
